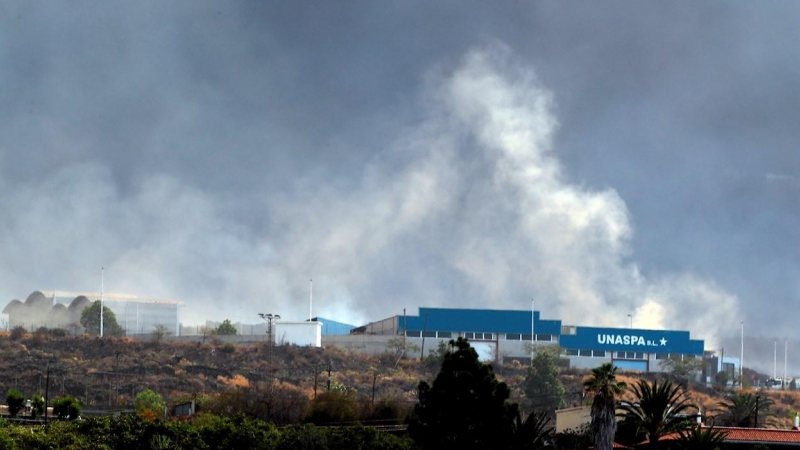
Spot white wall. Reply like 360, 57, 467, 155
274, 321, 322, 347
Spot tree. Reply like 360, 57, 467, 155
409, 337, 518, 450
524, 349, 566, 413
675, 426, 729, 450
660, 356, 703, 385
135, 389, 166, 420
584, 363, 626, 450
716, 392, 773, 428
31, 394, 45, 419
386, 336, 421, 359
152, 324, 172, 342
619, 379, 696, 450
510, 411, 555, 450
422, 340, 451, 372
52, 395, 82, 420
216, 319, 237, 336
80, 301, 124, 337
6, 388, 25, 418
714, 371, 730, 389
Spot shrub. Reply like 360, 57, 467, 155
134, 389, 165, 420
31, 395, 45, 419
221, 342, 236, 354
9, 326, 26, 341
52, 395, 82, 420
306, 390, 358, 425
5, 389, 24, 418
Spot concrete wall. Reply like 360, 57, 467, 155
322, 334, 395, 355
555, 406, 591, 433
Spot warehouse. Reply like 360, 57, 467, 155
337, 306, 705, 372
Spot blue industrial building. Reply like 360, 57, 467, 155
311, 316, 356, 336
357, 307, 705, 372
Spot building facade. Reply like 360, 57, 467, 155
334, 307, 705, 372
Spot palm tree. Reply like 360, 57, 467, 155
619, 379, 696, 450
715, 392, 773, 428
584, 363, 627, 450
675, 426, 729, 450
510, 411, 555, 450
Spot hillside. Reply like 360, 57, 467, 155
2, 331, 799, 429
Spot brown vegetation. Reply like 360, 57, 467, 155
0, 331, 796, 429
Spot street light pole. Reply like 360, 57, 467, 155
530, 299, 535, 364
740, 321, 744, 384
627, 314, 632, 329
100, 267, 104, 337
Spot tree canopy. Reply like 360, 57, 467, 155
53, 395, 82, 420
524, 348, 566, 413
619, 378, 696, 450
6, 388, 24, 418
409, 337, 518, 450
716, 392, 773, 428
216, 319, 238, 336
134, 389, 166, 420
660, 356, 703, 384
80, 301, 124, 337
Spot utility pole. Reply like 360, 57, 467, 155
258, 313, 281, 347
44, 365, 50, 426
313, 365, 318, 398
100, 268, 104, 337
740, 321, 744, 385
372, 371, 378, 407
531, 299, 535, 364
327, 360, 332, 391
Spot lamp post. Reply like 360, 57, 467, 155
740, 321, 744, 385
530, 299, 535, 364
258, 313, 281, 346
100, 267, 104, 337
627, 314, 632, 329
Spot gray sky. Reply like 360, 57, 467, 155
1, 2, 798, 372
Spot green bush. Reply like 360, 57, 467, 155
5, 389, 24, 418
221, 342, 236, 353
53, 395, 82, 420
306, 391, 358, 425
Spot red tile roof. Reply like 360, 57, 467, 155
715, 427, 800, 444
658, 427, 800, 445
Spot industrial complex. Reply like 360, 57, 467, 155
1, 291, 731, 375
331, 306, 710, 373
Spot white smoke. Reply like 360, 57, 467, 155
0, 44, 740, 346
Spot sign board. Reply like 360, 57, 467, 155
560, 327, 703, 355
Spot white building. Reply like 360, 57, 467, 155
3, 291, 183, 336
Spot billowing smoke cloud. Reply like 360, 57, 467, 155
260, 44, 741, 346
0, 41, 740, 347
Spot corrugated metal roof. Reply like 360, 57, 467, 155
400, 307, 562, 334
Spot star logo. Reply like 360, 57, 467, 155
660, 337, 667, 346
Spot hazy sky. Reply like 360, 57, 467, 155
2, 2, 798, 372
